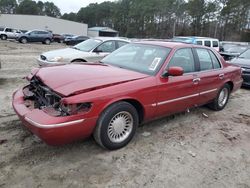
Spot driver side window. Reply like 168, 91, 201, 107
96, 41, 116, 52
168, 48, 195, 73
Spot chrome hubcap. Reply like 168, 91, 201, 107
218, 88, 228, 107
107, 111, 133, 143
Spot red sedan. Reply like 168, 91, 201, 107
12, 41, 243, 150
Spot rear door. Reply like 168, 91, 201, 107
156, 48, 200, 117
193, 47, 224, 104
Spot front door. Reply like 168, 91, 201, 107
156, 48, 200, 117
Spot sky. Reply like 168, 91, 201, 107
37, 0, 116, 14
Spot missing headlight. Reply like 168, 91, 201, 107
60, 102, 92, 116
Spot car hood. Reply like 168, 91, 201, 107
42, 48, 89, 61
230, 58, 250, 68
35, 64, 149, 96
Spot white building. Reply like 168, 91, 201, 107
0, 14, 88, 35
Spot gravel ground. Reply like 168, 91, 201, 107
0, 40, 250, 188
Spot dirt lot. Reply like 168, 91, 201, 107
0, 40, 250, 188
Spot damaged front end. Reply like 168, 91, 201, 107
23, 76, 91, 117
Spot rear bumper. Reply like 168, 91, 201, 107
12, 88, 97, 145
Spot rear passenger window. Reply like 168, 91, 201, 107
204, 41, 211, 47
117, 41, 128, 48
212, 41, 218, 47
209, 51, 221, 69
196, 48, 213, 71
168, 48, 195, 73
196, 41, 202, 45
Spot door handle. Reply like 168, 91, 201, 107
193, 78, 201, 84
219, 73, 224, 80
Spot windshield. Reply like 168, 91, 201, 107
25, 30, 32, 34
239, 49, 250, 59
74, 39, 102, 52
102, 43, 171, 75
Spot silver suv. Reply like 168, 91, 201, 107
0, 27, 22, 40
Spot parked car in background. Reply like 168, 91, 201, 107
220, 44, 249, 61
62, 34, 75, 42
0, 27, 22, 40
13, 41, 242, 149
37, 37, 129, 66
172, 36, 220, 51
52, 34, 64, 43
65, 35, 89, 45
17, 30, 53, 45
230, 48, 250, 87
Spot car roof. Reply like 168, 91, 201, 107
29, 29, 50, 32
174, 36, 219, 40
134, 40, 193, 48
134, 40, 214, 50
93, 37, 130, 42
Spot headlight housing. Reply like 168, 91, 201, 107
50, 56, 63, 62
60, 102, 92, 116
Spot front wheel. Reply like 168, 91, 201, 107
208, 84, 230, 111
1, 35, 7, 40
94, 101, 139, 150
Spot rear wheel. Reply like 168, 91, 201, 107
1, 35, 7, 40
94, 101, 138, 150
208, 84, 230, 111
44, 39, 51, 45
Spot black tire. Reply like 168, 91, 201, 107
20, 37, 27, 44
1, 35, 7, 40
44, 39, 51, 45
94, 101, 139, 150
208, 84, 230, 111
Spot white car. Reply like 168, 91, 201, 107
37, 37, 130, 66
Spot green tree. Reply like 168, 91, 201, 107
61, 12, 77, 21
0, 0, 17, 14
43, 2, 61, 17
16, 0, 39, 15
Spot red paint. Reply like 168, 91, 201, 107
12, 42, 243, 145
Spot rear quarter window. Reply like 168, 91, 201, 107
209, 50, 221, 69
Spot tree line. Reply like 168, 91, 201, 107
0, 0, 249, 41
0, 0, 60, 17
